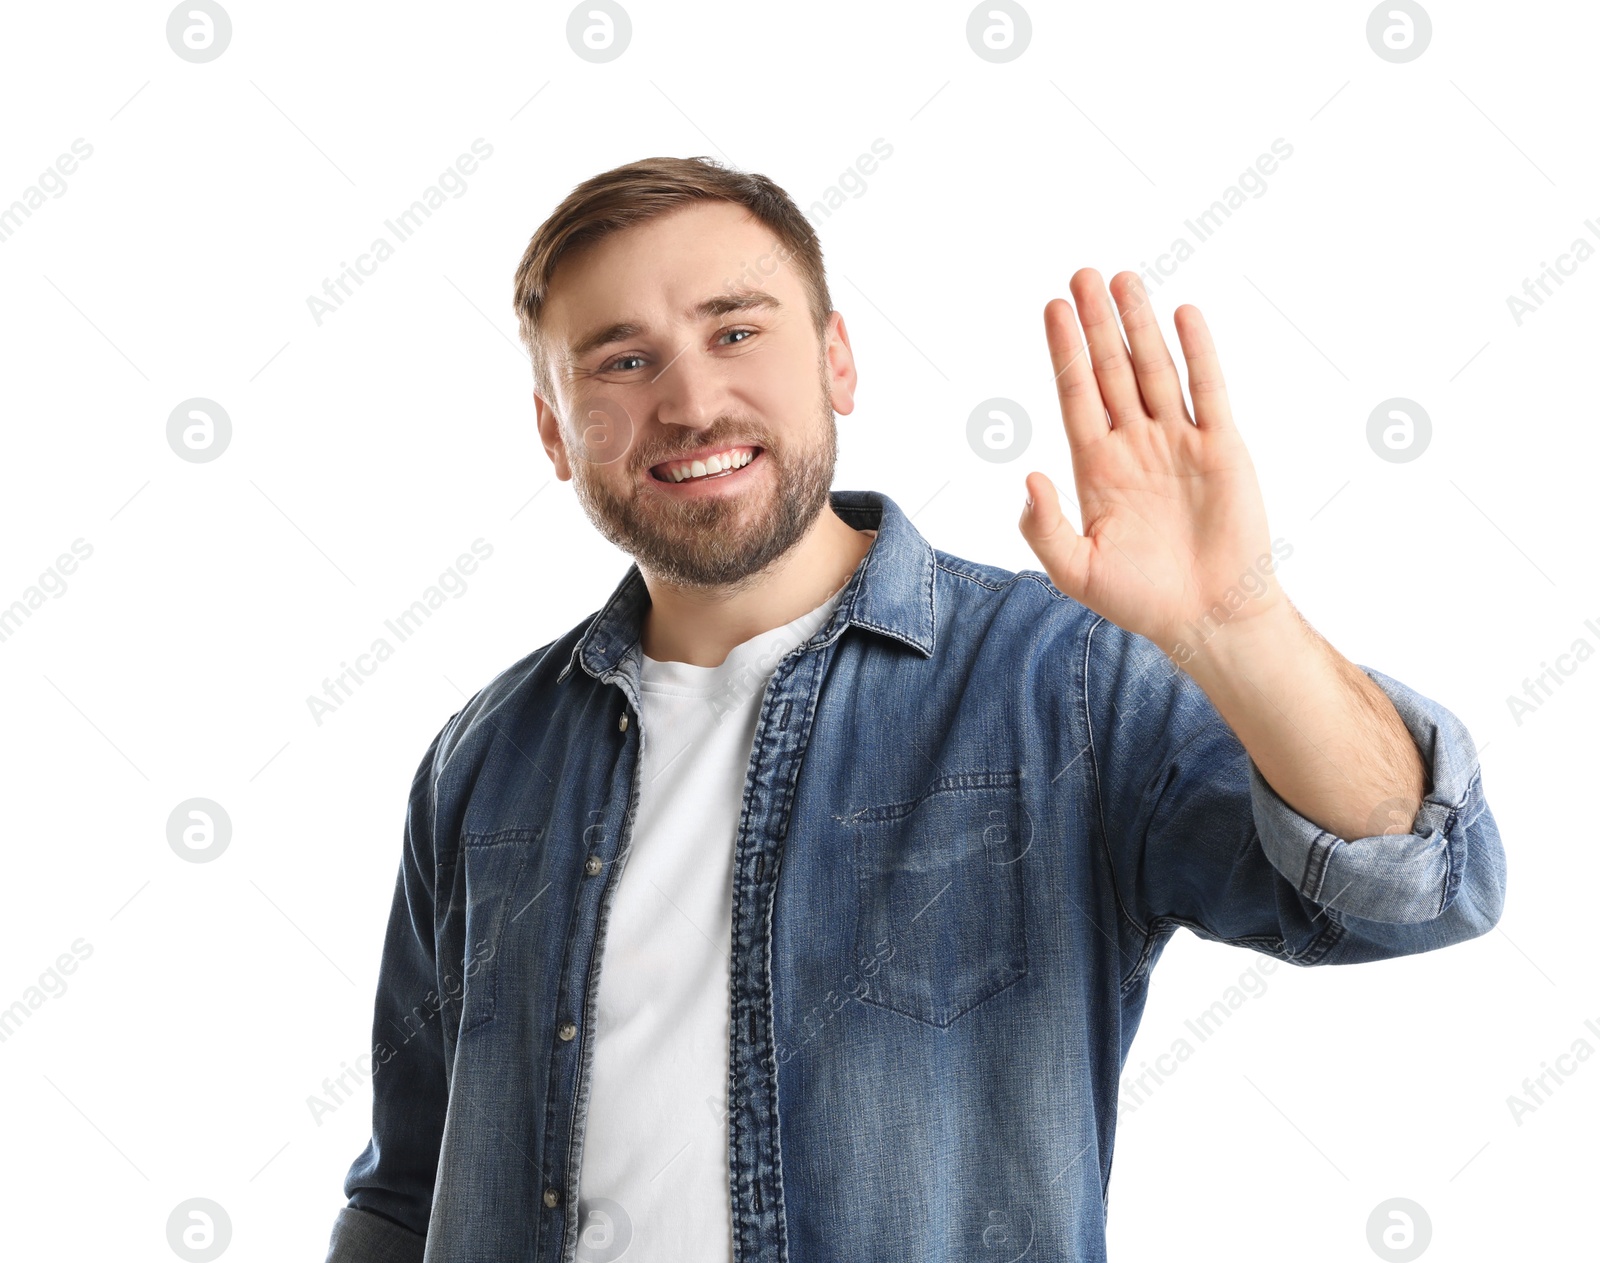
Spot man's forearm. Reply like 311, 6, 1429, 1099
1174, 599, 1428, 844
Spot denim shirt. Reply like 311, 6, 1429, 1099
325, 488, 1506, 1263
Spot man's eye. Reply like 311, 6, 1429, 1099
602, 329, 754, 372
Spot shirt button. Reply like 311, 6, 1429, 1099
618, 712, 629, 732
542, 1187, 561, 1208
584, 854, 603, 876
557, 1021, 577, 1042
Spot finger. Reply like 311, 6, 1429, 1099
1069, 268, 1145, 425
1018, 471, 1089, 601
1043, 297, 1109, 454
1110, 272, 1186, 422
1174, 304, 1235, 432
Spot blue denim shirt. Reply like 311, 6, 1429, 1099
325, 488, 1506, 1263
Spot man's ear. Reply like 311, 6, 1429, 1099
824, 310, 858, 416
534, 392, 573, 481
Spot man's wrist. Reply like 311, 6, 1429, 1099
1164, 588, 1303, 689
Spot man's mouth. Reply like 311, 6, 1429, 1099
648, 445, 763, 483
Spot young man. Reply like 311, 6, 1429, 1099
323, 157, 1505, 1263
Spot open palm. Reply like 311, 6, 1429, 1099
1019, 269, 1284, 658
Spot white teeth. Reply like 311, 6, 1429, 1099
664, 447, 755, 482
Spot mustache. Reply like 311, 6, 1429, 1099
640, 438, 771, 467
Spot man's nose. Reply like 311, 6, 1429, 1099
653, 341, 727, 430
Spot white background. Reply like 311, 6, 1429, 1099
0, 1, 1594, 1259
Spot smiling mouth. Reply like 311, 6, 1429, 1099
648, 446, 764, 483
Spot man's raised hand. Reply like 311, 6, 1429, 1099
1018, 268, 1286, 658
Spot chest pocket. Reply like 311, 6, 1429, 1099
841, 770, 1028, 1028
436, 825, 542, 1036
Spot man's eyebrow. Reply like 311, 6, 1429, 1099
566, 289, 783, 361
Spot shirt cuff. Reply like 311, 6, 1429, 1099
1246, 664, 1488, 925
325, 1204, 426, 1263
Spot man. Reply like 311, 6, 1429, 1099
324, 156, 1505, 1263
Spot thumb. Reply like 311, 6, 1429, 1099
1018, 472, 1087, 597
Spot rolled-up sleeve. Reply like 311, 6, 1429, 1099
1083, 614, 1507, 971
1246, 664, 1506, 963
325, 1205, 426, 1263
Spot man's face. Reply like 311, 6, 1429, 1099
535, 200, 856, 590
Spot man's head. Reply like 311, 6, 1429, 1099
513, 156, 857, 591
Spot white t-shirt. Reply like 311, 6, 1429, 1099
573, 557, 867, 1260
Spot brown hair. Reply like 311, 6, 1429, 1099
511, 155, 832, 399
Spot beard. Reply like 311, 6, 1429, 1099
566, 359, 839, 592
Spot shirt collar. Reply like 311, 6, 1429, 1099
557, 488, 937, 685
